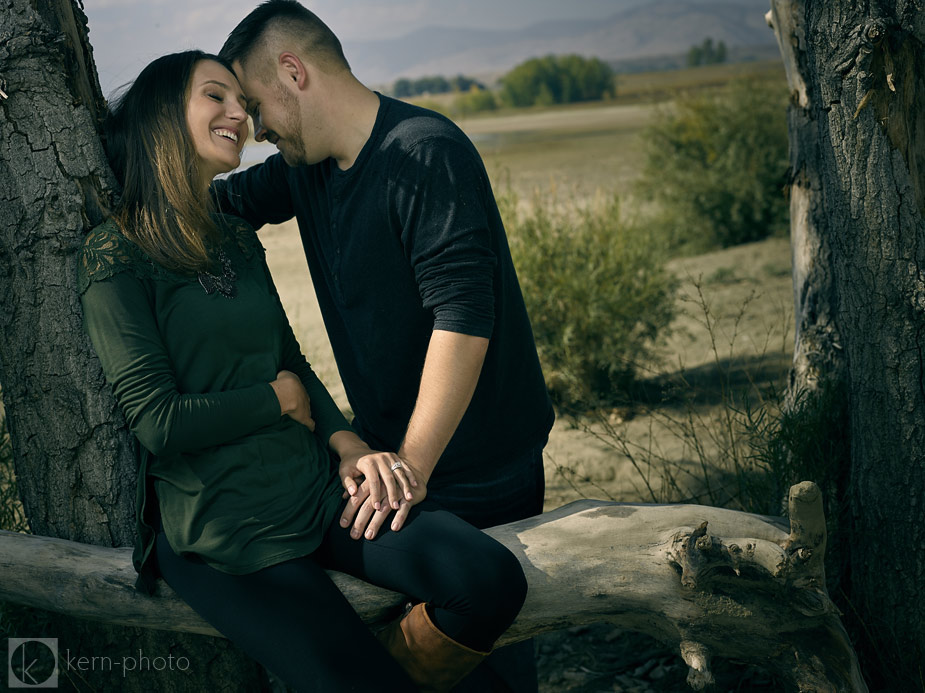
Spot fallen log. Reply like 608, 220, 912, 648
0, 482, 866, 691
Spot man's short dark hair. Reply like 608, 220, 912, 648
219, 0, 350, 74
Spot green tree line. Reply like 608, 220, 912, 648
391, 54, 615, 115
392, 74, 484, 98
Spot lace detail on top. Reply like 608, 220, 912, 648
77, 214, 265, 296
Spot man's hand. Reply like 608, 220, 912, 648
339, 455, 427, 540
339, 449, 416, 510
269, 370, 315, 430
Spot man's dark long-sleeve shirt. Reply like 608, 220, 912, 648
214, 95, 553, 484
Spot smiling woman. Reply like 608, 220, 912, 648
184, 60, 248, 184
102, 51, 238, 273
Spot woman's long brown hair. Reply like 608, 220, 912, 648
104, 50, 230, 273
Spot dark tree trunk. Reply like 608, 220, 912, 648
770, 0, 925, 688
0, 2, 267, 690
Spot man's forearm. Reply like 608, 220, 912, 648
397, 329, 489, 480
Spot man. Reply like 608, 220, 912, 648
215, 2, 554, 689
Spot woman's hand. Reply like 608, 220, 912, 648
338, 448, 417, 511
269, 370, 315, 431
338, 451, 427, 540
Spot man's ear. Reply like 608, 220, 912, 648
278, 52, 308, 89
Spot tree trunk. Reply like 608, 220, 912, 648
769, 1, 925, 688
0, 2, 267, 690
0, 488, 868, 692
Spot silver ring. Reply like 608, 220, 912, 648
390, 461, 403, 472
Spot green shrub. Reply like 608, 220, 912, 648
742, 380, 849, 514
638, 79, 789, 253
500, 55, 615, 108
500, 190, 677, 411
742, 378, 850, 594
452, 88, 498, 117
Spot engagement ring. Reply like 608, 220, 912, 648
390, 461, 403, 471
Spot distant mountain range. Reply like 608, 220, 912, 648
347, 0, 777, 86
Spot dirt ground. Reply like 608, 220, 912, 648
534, 623, 780, 692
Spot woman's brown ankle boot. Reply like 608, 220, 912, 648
376, 602, 489, 692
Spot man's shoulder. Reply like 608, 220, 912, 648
378, 95, 473, 154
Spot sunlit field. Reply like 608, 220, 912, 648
461, 102, 649, 202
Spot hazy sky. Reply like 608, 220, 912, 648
84, 0, 626, 95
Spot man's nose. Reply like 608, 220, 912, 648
253, 118, 267, 142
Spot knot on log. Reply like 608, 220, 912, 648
833, 21, 888, 79
863, 20, 887, 48
666, 482, 834, 620
669, 522, 788, 591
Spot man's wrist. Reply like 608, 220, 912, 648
396, 448, 436, 481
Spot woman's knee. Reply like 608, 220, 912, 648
480, 540, 528, 619
446, 536, 527, 625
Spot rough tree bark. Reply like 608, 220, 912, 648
0, 486, 868, 692
0, 2, 268, 690
768, 0, 925, 687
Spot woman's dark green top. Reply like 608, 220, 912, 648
77, 214, 350, 593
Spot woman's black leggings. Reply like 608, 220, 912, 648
155, 498, 527, 692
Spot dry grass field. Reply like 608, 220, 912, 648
615, 59, 785, 102
459, 103, 649, 201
